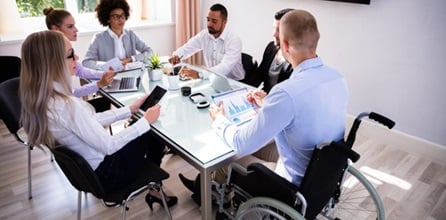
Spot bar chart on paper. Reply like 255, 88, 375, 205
227, 98, 251, 116
211, 88, 257, 124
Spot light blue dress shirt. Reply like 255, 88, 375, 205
212, 57, 349, 186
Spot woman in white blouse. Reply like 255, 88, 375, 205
19, 30, 177, 210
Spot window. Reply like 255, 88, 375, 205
10, 0, 172, 35
77, 0, 97, 13
16, 0, 97, 17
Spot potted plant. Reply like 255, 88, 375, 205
147, 53, 163, 81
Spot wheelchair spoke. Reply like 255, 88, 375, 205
319, 166, 385, 220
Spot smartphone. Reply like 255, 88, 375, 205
140, 85, 167, 111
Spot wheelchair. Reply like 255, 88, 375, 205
212, 112, 395, 220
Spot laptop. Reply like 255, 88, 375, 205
211, 87, 257, 125
99, 68, 142, 93
209, 72, 240, 92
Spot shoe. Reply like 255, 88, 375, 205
145, 193, 178, 211
178, 173, 196, 193
191, 193, 201, 206
163, 146, 176, 155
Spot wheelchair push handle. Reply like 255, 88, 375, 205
369, 112, 395, 129
346, 111, 395, 146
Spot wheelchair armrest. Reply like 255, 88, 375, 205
246, 163, 298, 193
230, 162, 300, 210
226, 162, 253, 185
244, 165, 310, 216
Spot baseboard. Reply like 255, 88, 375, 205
346, 115, 446, 166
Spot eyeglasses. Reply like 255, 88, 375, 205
66, 49, 75, 61
110, 13, 127, 21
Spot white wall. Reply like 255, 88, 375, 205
203, 0, 446, 148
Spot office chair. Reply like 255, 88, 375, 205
0, 77, 37, 199
50, 146, 173, 220
0, 56, 21, 83
239, 53, 260, 87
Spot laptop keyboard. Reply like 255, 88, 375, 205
119, 77, 135, 89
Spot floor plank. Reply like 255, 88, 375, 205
0, 119, 445, 219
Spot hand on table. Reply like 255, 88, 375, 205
209, 101, 225, 121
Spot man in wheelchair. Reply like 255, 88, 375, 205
209, 7, 348, 196
180, 9, 350, 219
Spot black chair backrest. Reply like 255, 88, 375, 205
240, 53, 260, 87
298, 141, 357, 220
0, 77, 21, 134
0, 56, 21, 83
51, 146, 105, 199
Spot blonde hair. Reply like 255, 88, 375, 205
20, 30, 73, 148
281, 10, 320, 53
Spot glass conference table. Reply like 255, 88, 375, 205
96, 64, 246, 219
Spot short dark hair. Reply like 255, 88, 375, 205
274, 8, 294, 20
95, 0, 130, 27
210, 3, 228, 20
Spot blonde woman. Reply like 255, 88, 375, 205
20, 30, 177, 209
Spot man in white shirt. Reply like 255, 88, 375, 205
168, 3, 245, 80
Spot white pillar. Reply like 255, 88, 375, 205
0, 0, 24, 34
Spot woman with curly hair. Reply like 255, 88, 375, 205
82, 0, 152, 70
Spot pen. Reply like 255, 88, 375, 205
256, 82, 264, 91
178, 65, 184, 75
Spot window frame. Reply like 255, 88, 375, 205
18, 0, 173, 35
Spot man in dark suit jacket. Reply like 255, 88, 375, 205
257, 8, 294, 93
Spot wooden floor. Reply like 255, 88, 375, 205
0, 119, 445, 220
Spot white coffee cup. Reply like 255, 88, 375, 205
164, 74, 180, 90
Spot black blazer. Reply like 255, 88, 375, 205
257, 41, 293, 93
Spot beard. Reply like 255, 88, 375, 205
208, 27, 221, 35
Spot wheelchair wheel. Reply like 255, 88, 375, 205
320, 165, 385, 220
235, 197, 305, 220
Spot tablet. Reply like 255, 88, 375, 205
140, 85, 167, 111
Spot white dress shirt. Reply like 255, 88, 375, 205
173, 28, 245, 80
48, 82, 151, 169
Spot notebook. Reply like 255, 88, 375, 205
211, 87, 257, 125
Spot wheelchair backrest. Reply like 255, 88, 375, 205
298, 141, 356, 219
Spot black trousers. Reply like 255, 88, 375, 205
94, 130, 165, 192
